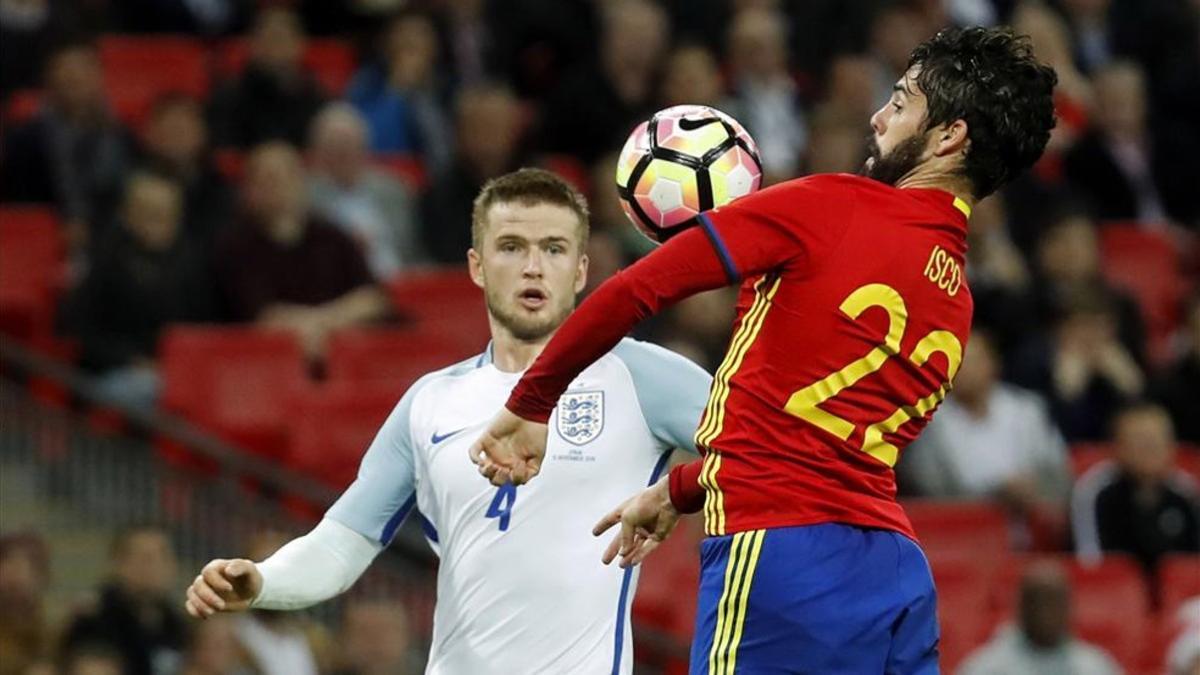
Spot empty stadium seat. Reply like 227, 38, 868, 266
215, 38, 356, 95
99, 36, 209, 129
1160, 554, 1200, 619
903, 500, 1012, 558
1099, 224, 1188, 363
160, 326, 307, 458
3, 89, 41, 125
928, 554, 998, 672
0, 206, 64, 341
326, 328, 475, 389
386, 269, 491, 355
1070, 443, 1113, 478
286, 381, 400, 488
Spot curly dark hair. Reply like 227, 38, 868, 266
908, 26, 1057, 198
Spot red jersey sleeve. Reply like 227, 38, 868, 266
506, 176, 853, 423
668, 460, 706, 513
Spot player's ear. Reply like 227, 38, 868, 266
468, 248, 486, 289
933, 119, 969, 157
574, 252, 589, 295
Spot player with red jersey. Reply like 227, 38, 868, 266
472, 27, 1057, 673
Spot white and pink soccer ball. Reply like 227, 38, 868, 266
615, 104, 763, 243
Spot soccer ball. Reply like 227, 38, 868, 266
615, 104, 763, 243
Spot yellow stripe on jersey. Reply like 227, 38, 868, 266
952, 196, 972, 218
695, 275, 781, 535
708, 530, 766, 675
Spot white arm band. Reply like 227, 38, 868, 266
250, 518, 383, 610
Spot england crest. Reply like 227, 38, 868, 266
556, 391, 605, 446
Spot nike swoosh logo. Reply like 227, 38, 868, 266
678, 116, 721, 131
431, 427, 468, 444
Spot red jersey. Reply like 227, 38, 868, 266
508, 174, 974, 540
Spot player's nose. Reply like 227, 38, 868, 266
869, 106, 886, 136
522, 249, 544, 277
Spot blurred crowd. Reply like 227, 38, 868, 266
0, 526, 423, 675
1, 0, 1199, 672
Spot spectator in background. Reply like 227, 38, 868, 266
539, 0, 667, 163
347, 10, 451, 172
422, 84, 524, 263
867, 3, 928, 109
901, 332, 1070, 516
723, 6, 806, 183
234, 530, 331, 675
964, 195, 1034, 358
802, 106, 865, 175
61, 171, 217, 410
0, 0, 70, 97
659, 43, 724, 108
216, 143, 389, 360
62, 525, 186, 675
1059, 0, 1114, 73
334, 600, 420, 675
60, 643, 127, 675
308, 102, 425, 279
1064, 60, 1198, 226
180, 616, 256, 675
209, 7, 326, 149
1011, 287, 1145, 441
1154, 294, 1200, 444
442, 0, 492, 87
1011, 1, 1094, 153
0, 532, 51, 675
1072, 402, 1200, 574
0, 38, 133, 250
959, 561, 1122, 675
139, 94, 233, 246
1031, 210, 1145, 362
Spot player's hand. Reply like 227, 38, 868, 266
468, 408, 548, 486
184, 558, 262, 619
593, 477, 679, 568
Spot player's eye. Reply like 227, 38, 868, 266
546, 244, 566, 255
499, 242, 520, 253
892, 102, 903, 112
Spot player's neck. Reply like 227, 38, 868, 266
895, 167, 976, 213
490, 330, 553, 373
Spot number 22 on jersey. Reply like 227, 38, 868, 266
784, 283, 962, 467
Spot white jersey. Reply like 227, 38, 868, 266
327, 338, 712, 675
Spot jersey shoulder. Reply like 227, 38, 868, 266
404, 353, 487, 416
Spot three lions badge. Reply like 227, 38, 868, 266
556, 391, 604, 446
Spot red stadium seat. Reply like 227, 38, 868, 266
326, 327, 476, 389
3, 89, 41, 125
0, 206, 64, 341
539, 154, 590, 197
215, 39, 356, 95
286, 381, 400, 489
928, 554, 998, 672
1099, 224, 1189, 363
99, 36, 209, 129
212, 149, 245, 182
386, 269, 491, 355
160, 326, 307, 458
1070, 443, 1113, 478
1160, 555, 1200, 620
375, 154, 428, 192
902, 500, 1012, 558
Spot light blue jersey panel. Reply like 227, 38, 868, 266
326, 356, 480, 545
612, 338, 713, 454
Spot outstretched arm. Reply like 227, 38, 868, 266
185, 518, 381, 617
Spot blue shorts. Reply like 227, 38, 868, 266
690, 523, 939, 674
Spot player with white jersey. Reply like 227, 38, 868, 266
183, 168, 712, 674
